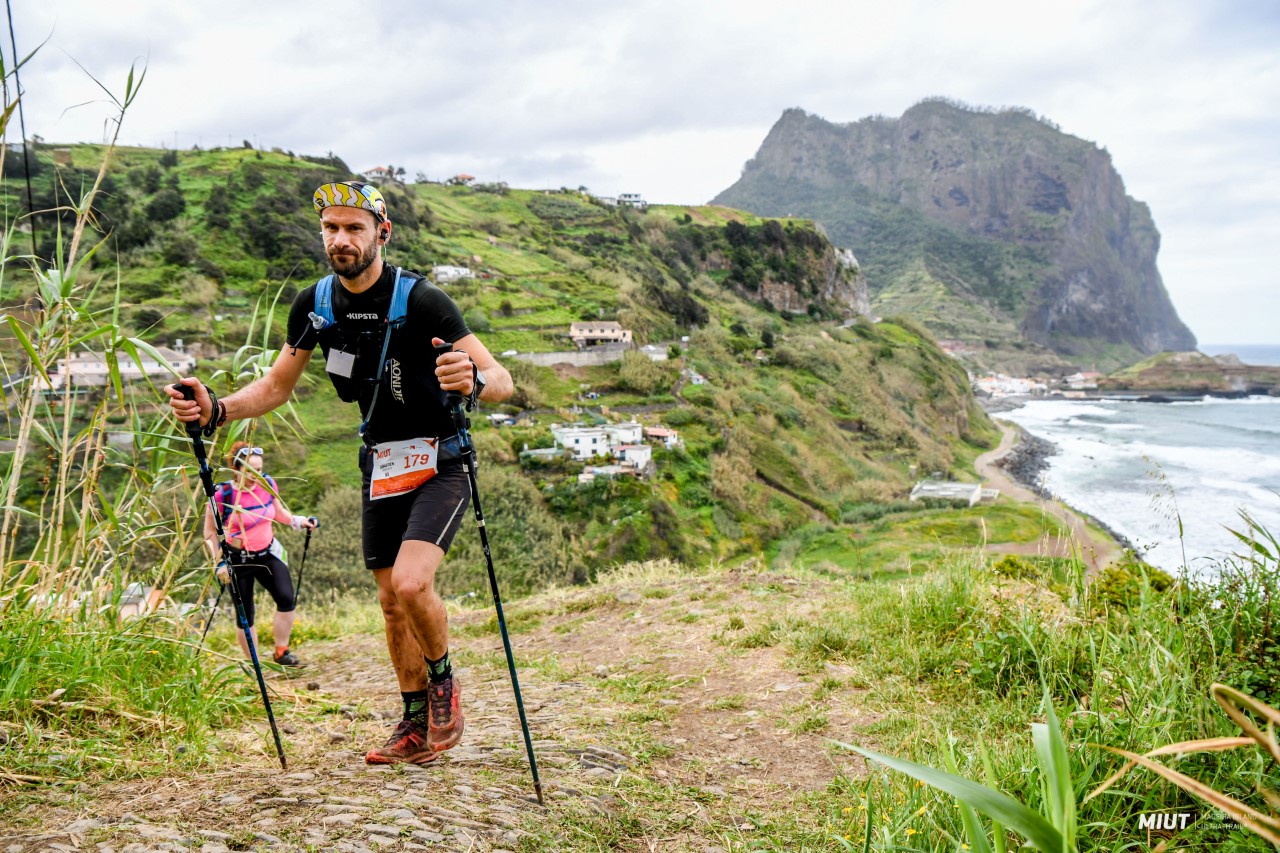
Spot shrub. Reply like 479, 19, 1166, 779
1092, 552, 1174, 610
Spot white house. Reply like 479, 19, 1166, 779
618, 193, 648, 210
551, 424, 613, 460
1064, 372, 1101, 391
908, 480, 999, 506
361, 166, 393, 181
37, 344, 196, 391
604, 421, 643, 445
683, 368, 706, 386
615, 444, 652, 470
432, 265, 474, 284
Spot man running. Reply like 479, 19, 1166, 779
168, 181, 512, 765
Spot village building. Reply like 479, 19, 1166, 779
643, 426, 682, 450
37, 342, 196, 391
550, 424, 612, 461
550, 421, 646, 461
360, 165, 393, 181
618, 193, 648, 210
614, 443, 653, 471
972, 374, 1048, 397
1064, 371, 1102, 390
569, 321, 633, 349
432, 265, 475, 284
908, 480, 1000, 506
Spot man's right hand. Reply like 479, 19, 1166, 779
167, 378, 212, 427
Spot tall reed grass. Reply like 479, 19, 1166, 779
0, 58, 284, 786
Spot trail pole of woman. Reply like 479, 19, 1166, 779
294, 518, 319, 605
176, 385, 288, 769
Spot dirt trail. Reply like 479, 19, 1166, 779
0, 566, 869, 852
975, 420, 1122, 570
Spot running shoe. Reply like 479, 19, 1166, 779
427, 674, 464, 752
273, 649, 305, 667
364, 719, 438, 765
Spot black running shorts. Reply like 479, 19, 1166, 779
359, 447, 472, 570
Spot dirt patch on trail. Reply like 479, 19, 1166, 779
0, 566, 880, 852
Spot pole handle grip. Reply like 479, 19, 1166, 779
433, 342, 465, 408
174, 383, 203, 438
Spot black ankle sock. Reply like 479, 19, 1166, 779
402, 689, 431, 721
425, 650, 452, 683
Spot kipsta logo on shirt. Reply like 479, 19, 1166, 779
388, 358, 404, 403
347, 312, 381, 320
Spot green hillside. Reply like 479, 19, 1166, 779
2, 142, 996, 594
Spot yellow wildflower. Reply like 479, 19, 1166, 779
905, 828, 918, 837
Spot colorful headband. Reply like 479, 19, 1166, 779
312, 181, 388, 223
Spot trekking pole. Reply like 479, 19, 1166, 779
194, 582, 225, 655
294, 518, 319, 605
173, 384, 288, 770
436, 344, 543, 805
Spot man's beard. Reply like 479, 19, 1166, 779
327, 241, 379, 279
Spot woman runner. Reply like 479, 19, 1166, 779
205, 441, 318, 666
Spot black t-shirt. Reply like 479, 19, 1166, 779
286, 265, 470, 444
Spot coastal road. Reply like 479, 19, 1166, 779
976, 420, 1122, 572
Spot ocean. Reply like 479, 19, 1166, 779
1000, 396, 1280, 576
1198, 343, 1280, 366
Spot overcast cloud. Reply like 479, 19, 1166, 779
10, 0, 1279, 344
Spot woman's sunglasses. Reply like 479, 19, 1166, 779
234, 446, 264, 463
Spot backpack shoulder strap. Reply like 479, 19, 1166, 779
388, 268, 416, 326
313, 275, 337, 327
213, 482, 233, 525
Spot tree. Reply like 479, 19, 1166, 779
205, 185, 231, 230
146, 188, 185, 223
158, 149, 178, 169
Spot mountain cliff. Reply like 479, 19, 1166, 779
713, 100, 1197, 371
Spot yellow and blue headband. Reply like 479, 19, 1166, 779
312, 181, 388, 223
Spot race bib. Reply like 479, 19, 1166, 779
369, 437, 439, 501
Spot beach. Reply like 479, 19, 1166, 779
994, 395, 1280, 575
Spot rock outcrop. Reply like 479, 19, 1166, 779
714, 100, 1196, 366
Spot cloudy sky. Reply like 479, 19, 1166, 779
11, 0, 1279, 344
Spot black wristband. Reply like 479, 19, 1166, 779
202, 388, 219, 438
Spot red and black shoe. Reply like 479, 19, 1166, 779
427, 673, 464, 753
364, 718, 438, 765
